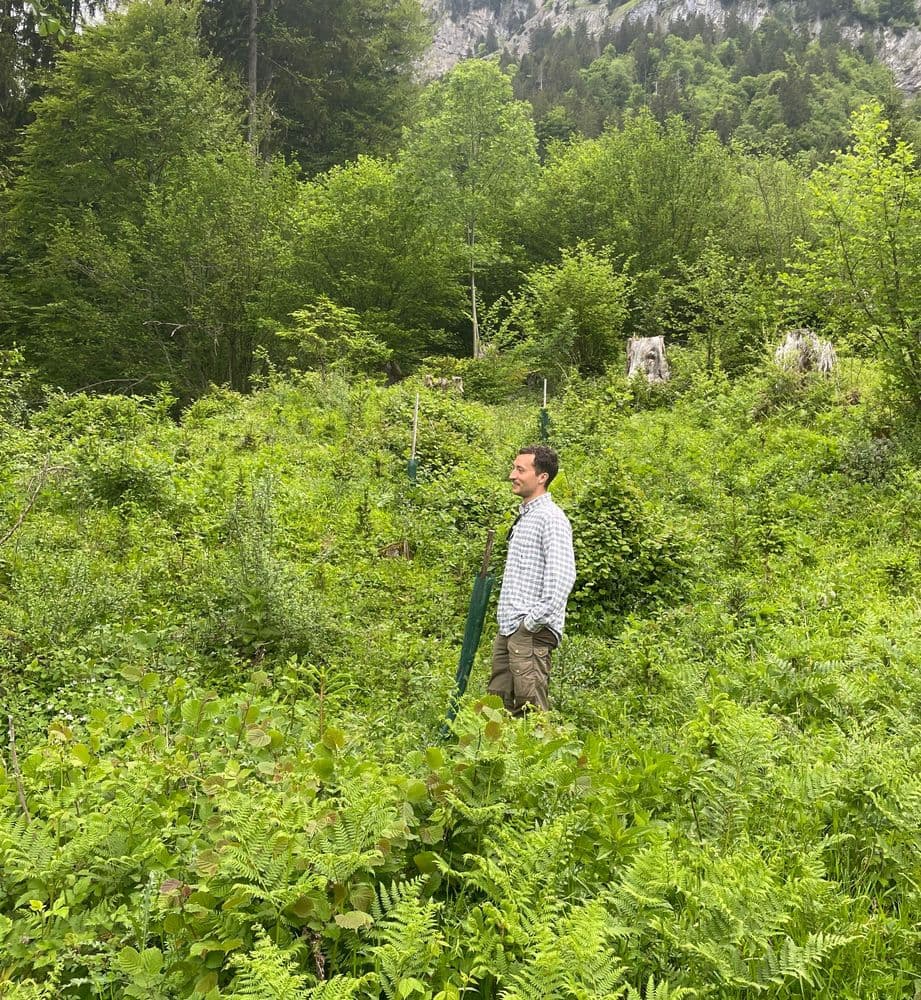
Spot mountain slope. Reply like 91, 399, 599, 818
421, 0, 921, 95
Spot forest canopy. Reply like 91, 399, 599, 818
2, 0, 921, 406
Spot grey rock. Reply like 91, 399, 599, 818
420, 0, 921, 95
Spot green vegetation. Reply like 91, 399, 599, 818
6, 1, 921, 996
5, 0, 921, 406
5, 356, 921, 997
509, 10, 915, 159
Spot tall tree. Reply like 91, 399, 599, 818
400, 61, 539, 357
0, 0, 114, 163
517, 111, 734, 276
199, 0, 429, 171
295, 156, 468, 363
1, 0, 251, 391
790, 102, 921, 409
5, 0, 240, 240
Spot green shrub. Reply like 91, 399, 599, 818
70, 445, 176, 513
487, 245, 633, 376
567, 458, 691, 632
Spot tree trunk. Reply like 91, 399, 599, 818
247, 0, 259, 149
469, 219, 480, 358
626, 336, 670, 382
471, 266, 480, 359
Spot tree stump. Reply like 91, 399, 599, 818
423, 374, 464, 394
774, 328, 837, 375
626, 336, 670, 383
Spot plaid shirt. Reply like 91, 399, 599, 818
497, 492, 576, 640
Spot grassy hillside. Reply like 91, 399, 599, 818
3, 361, 921, 998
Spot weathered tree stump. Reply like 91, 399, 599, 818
774, 328, 837, 375
423, 374, 464, 394
626, 336, 670, 383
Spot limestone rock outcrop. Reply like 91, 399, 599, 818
420, 0, 921, 96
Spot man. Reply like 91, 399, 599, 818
488, 445, 576, 715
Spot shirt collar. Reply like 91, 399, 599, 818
518, 492, 552, 515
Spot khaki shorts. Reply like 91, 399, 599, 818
488, 623, 559, 715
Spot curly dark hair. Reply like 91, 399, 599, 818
517, 445, 559, 485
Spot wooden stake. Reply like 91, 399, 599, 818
7, 715, 30, 825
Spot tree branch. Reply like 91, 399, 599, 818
0, 458, 71, 548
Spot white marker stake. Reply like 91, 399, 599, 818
411, 392, 419, 460
543, 379, 547, 408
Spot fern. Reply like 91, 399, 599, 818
370, 876, 428, 922
501, 900, 627, 1000
609, 841, 677, 924
311, 777, 399, 882
304, 976, 377, 1000
0, 981, 43, 999
754, 931, 854, 988
2, 814, 59, 887
619, 977, 697, 1000
370, 879, 444, 1000
0, 957, 65, 999
215, 795, 325, 913
228, 926, 309, 998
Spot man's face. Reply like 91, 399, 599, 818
509, 453, 547, 500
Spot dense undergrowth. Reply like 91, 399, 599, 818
3, 360, 921, 998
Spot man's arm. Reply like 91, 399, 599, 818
523, 514, 576, 633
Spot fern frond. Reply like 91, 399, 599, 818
369, 879, 444, 1000
370, 877, 427, 922
304, 974, 377, 1000
619, 976, 697, 1000
755, 932, 854, 989
228, 926, 309, 999
501, 900, 627, 1000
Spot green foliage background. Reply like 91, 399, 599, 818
4, 356, 921, 998
5, 2, 921, 996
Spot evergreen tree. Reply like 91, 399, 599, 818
0, 0, 111, 162
199, 0, 429, 172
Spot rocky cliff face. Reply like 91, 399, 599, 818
420, 0, 921, 94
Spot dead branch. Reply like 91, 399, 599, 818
0, 458, 71, 548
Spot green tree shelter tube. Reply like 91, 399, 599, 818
539, 378, 550, 442
407, 391, 419, 484
444, 529, 496, 728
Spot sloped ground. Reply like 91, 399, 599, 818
3, 364, 921, 998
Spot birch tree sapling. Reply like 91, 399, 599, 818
400, 61, 539, 358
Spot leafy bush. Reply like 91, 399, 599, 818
748, 365, 839, 422
278, 297, 391, 377
567, 458, 691, 632
69, 445, 176, 513
0, 348, 34, 426
487, 245, 633, 376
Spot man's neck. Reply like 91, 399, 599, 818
520, 490, 548, 507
